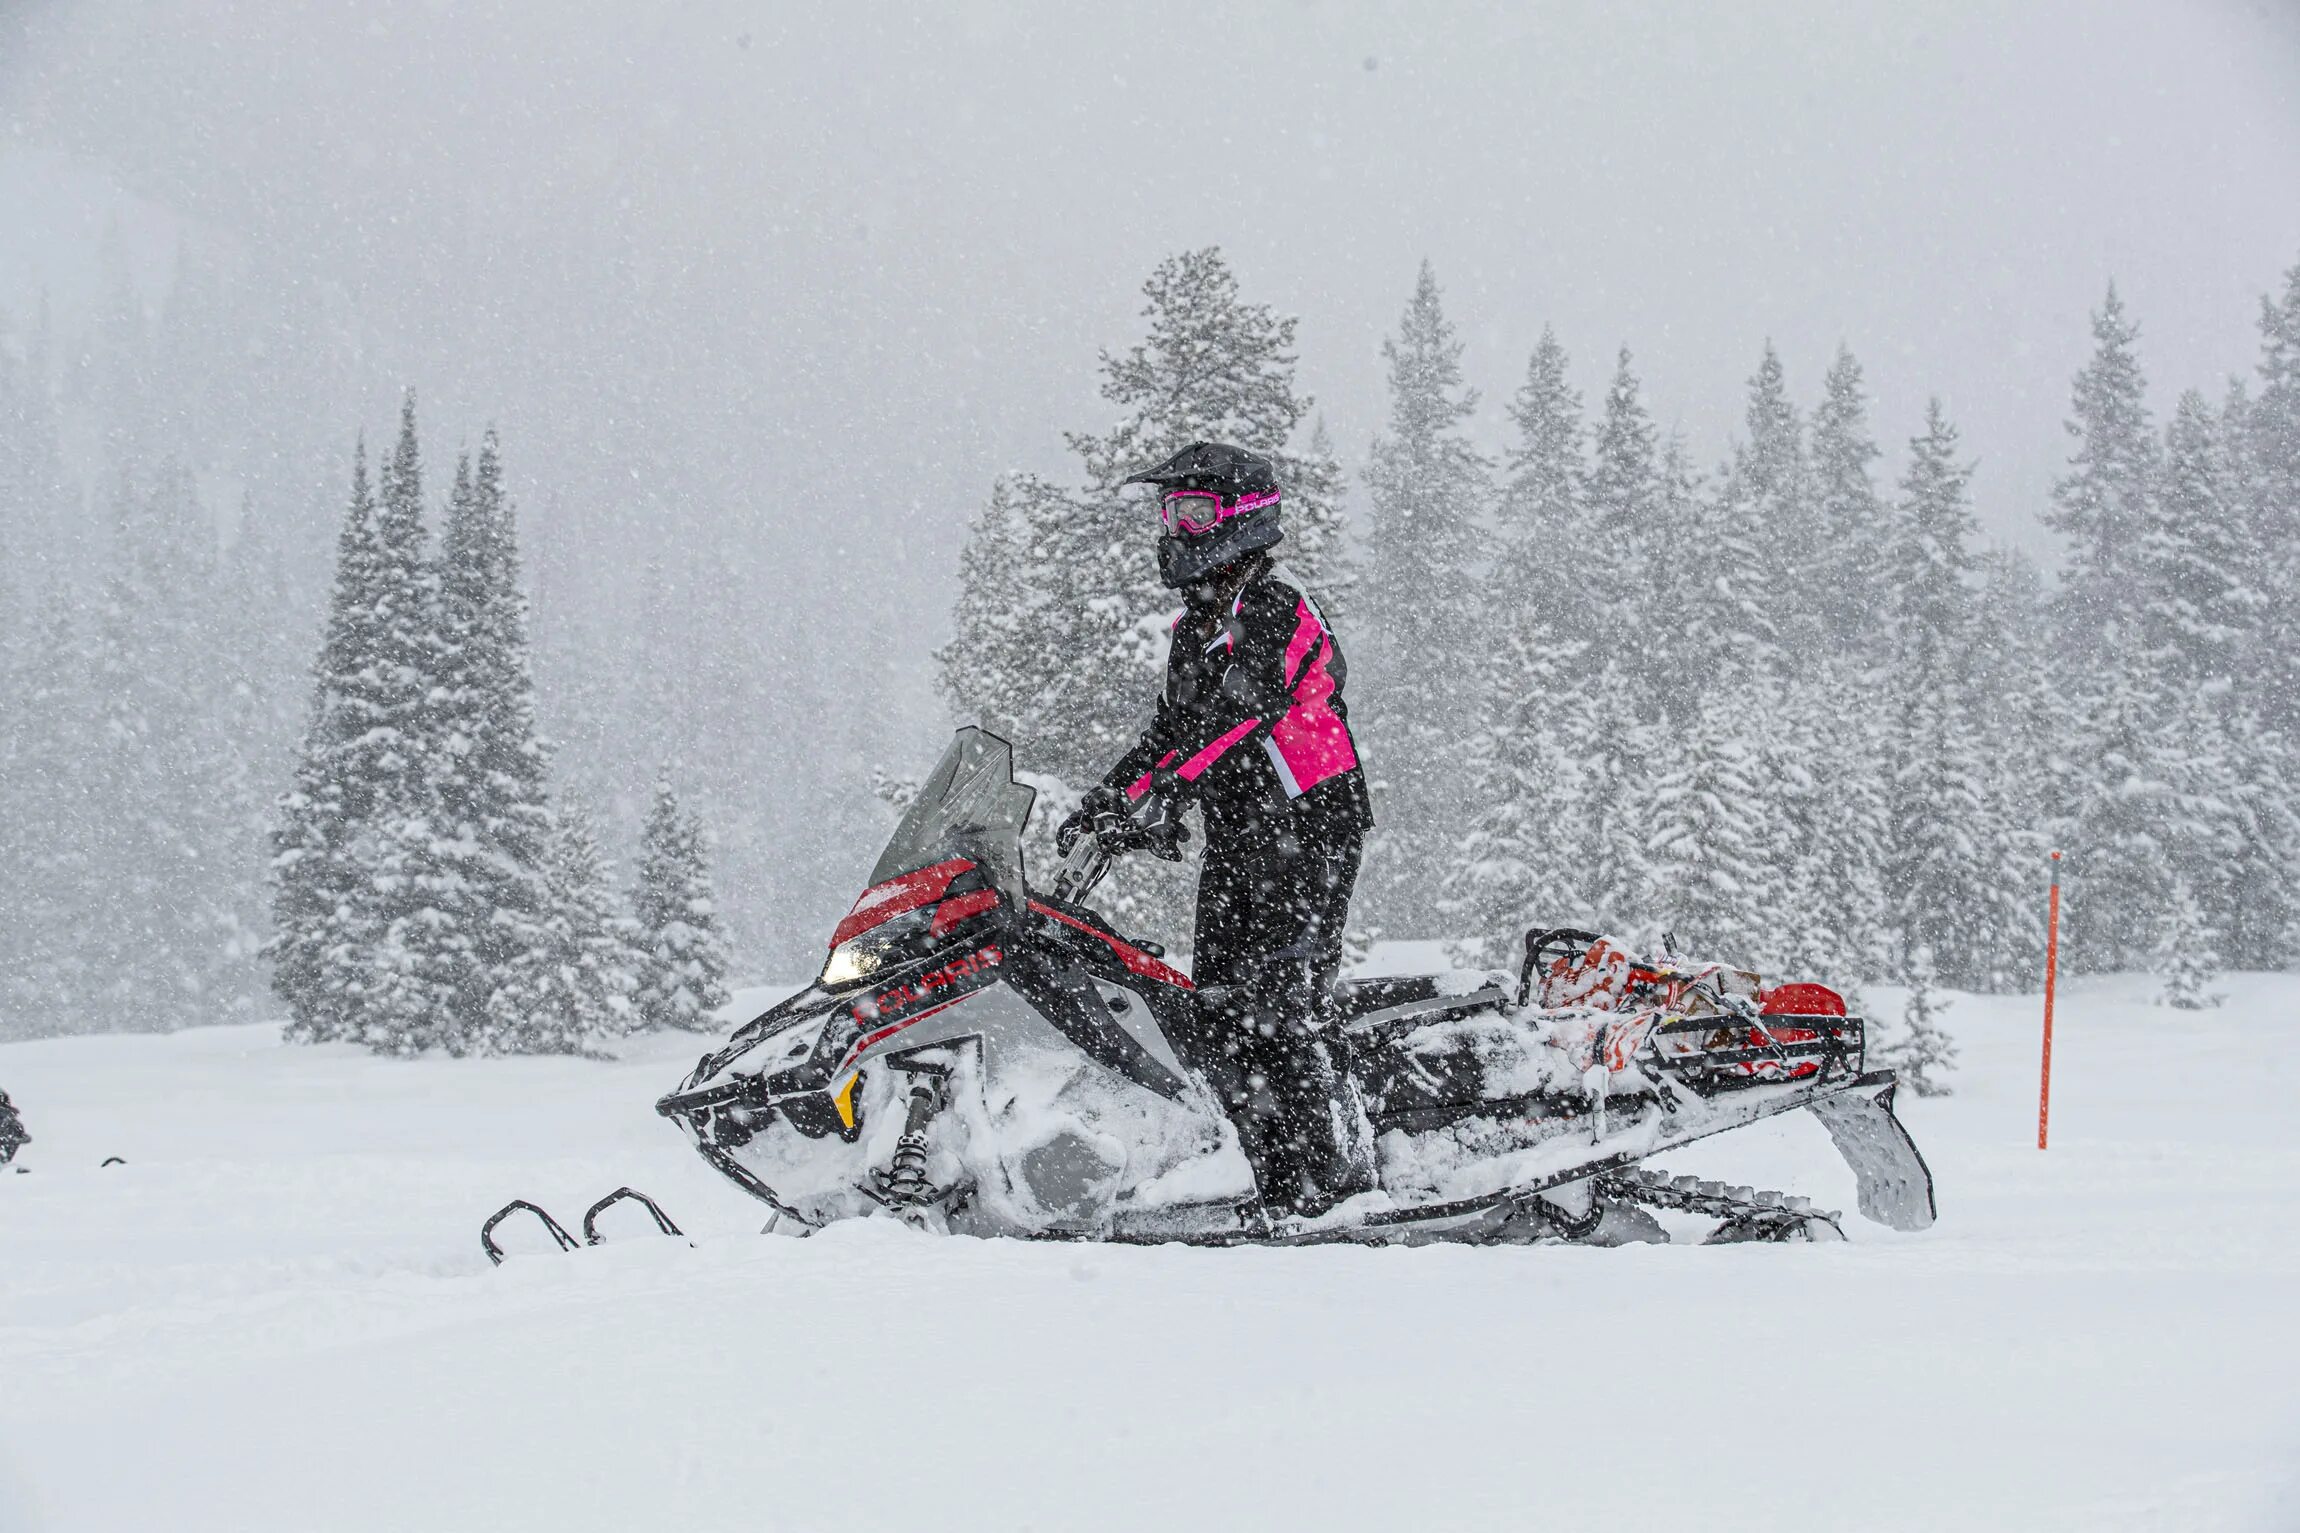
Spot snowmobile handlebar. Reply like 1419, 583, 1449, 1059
1050, 791, 1187, 904
1050, 829, 1113, 904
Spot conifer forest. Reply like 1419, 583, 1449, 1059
5, 238, 2296, 1046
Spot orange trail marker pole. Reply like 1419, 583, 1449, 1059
2038, 850, 2062, 1150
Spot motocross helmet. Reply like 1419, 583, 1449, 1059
1123, 441, 1283, 589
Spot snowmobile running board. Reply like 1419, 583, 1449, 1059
1102, 1070, 1934, 1248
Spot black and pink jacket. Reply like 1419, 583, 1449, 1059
1100, 558, 1373, 839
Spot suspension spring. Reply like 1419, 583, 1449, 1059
874, 1081, 942, 1207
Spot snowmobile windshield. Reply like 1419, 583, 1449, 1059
869, 727, 1036, 903
817, 729, 1037, 991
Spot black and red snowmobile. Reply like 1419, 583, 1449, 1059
651, 728, 1935, 1247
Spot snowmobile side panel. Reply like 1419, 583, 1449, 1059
1000, 941, 1192, 1100
1806, 1072, 1937, 1232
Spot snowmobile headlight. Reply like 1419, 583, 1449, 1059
822, 940, 880, 990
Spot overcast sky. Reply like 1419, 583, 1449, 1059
6, 1, 2299, 579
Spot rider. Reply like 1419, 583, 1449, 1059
1056, 442, 1377, 1219
0, 1088, 27, 1167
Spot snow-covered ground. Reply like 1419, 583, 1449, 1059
3, 975, 2296, 1532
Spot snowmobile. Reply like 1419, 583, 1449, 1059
649, 727, 1935, 1247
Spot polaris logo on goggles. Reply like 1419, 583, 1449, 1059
1160, 487, 1280, 536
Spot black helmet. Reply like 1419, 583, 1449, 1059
1123, 441, 1284, 589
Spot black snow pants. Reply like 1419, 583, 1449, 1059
1188, 794, 1377, 1216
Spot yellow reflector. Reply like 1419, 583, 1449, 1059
833, 1072, 860, 1131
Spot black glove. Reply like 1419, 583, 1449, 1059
1055, 784, 1129, 855
1134, 793, 1191, 862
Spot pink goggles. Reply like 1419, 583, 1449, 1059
1159, 487, 1280, 537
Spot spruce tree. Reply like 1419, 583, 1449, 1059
1576, 658, 1664, 935
2217, 710, 2300, 971
493, 800, 640, 1053
270, 441, 391, 1043
936, 474, 1045, 750
351, 394, 457, 1055
1881, 949, 1958, 1097
633, 774, 732, 1031
1443, 327, 1592, 956
1809, 344, 1892, 662
1635, 683, 1773, 957
1883, 401, 1994, 987
1965, 549, 2054, 991
2048, 284, 2159, 665
1737, 342, 1820, 665
1493, 327, 1588, 631
1585, 348, 1663, 637
1775, 663, 1891, 983
1442, 611, 1589, 961
2141, 391, 2261, 693
2151, 877, 2223, 1010
422, 433, 560, 1054
1673, 451, 1780, 699
2247, 258, 2300, 733
1357, 261, 1492, 933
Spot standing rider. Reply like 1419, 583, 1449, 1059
1056, 442, 1378, 1219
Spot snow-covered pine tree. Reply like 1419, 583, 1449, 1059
2142, 392, 2262, 695
2217, 709, 2300, 971
1493, 327, 1589, 634
1357, 261, 1492, 935
1736, 341, 1821, 666
1573, 423, 1703, 942
1634, 682, 1773, 958
1672, 440, 1780, 701
1442, 327, 1592, 957
935, 473, 1043, 749
347, 393, 456, 1056
1809, 344, 1893, 665
2217, 259, 2300, 968
2129, 392, 2263, 956
2152, 876, 2224, 1010
1964, 549, 2053, 991
2047, 284, 2159, 668
271, 439, 395, 1043
1575, 655, 1664, 935
1881, 948, 1958, 1097
2245, 258, 2300, 735
632, 773, 732, 1031
1773, 662, 1891, 983
1882, 400, 1995, 988
422, 433, 561, 1055
499, 798, 640, 1052
1584, 347, 1665, 676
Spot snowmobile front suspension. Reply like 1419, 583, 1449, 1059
864, 1048, 970, 1213
866, 1055, 970, 1213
